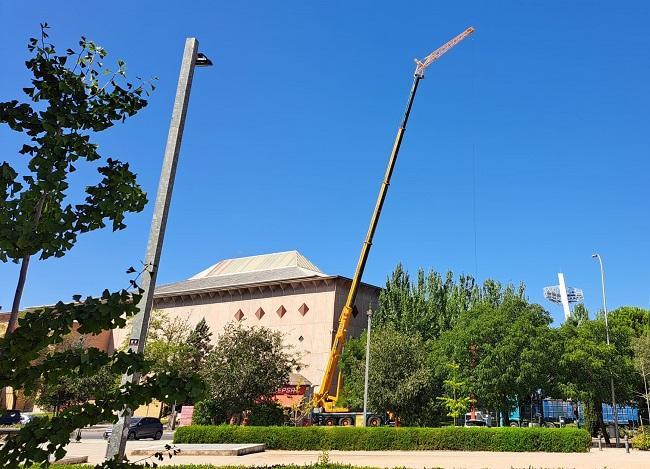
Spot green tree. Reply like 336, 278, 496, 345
437, 363, 471, 426
137, 310, 198, 411
374, 265, 480, 341
0, 27, 202, 468
632, 333, 650, 425
339, 327, 434, 425
121, 309, 195, 375
1, 24, 150, 333
187, 317, 213, 368
201, 323, 299, 421
122, 309, 194, 377
573, 303, 589, 324
436, 291, 556, 425
609, 306, 650, 337
557, 318, 636, 442
36, 342, 118, 415
146, 309, 190, 343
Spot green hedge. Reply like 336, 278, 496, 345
174, 425, 591, 452
49, 466, 417, 469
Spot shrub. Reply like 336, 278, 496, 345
174, 425, 592, 452
192, 400, 227, 425
49, 462, 416, 469
632, 427, 650, 450
248, 400, 285, 426
192, 399, 285, 426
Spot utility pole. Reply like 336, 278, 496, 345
592, 253, 620, 447
105, 38, 211, 461
362, 307, 373, 427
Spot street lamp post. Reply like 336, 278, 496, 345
592, 253, 620, 447
362, 307, 373, 427
105, 38, 212, 461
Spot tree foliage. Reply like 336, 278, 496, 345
123, 309, 194, 378
437, 363, 471, 425
0, 24, 150, 264
35, 338, 118, 414
201, 322, 299, 419
435, 293, 556, 425
632, 333, 650, 424
187, 317, 213, 369
374, 264, 479, 341
339, 327, 433, 425
556, 317, 636, 440
342, 263, 649, 432
573, 303, 589, 324
0, 289, 204, 467
0, 27, 202, 468
145, 309, 191, 343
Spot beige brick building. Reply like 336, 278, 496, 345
131, 251, 380, 392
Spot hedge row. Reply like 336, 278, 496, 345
174, 425, 592, 453
48, 466, 414, 469
49, 463, 416, 469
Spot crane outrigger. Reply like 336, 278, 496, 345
312, 27, 475, 425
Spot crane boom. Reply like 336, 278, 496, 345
314, 27, 475, 411
415, 27, 475, 77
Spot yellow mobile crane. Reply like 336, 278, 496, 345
311, 27, 475, 426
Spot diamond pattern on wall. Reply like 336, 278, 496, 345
255, 307, 265, 320
276, 305, 287, 318
234, 309, 244, 321
298, 303, 309, 316
352, 305, 359, 318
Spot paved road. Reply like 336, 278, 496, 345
75, 428, 173, 440
62, 442, 650, 468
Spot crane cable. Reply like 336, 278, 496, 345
470, 34, 479, 281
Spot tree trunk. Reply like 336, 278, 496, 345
8, 254, 32, 334
7, 196, 46, 334
501, 396, 510, 426
594, 399, 610, 444
642, 362, 650, 427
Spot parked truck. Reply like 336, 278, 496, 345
508, 398, 640, 429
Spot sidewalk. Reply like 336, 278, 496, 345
64, 440, 650, 468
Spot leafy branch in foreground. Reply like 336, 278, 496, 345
1, 22, 152, 333
0, 289, 204, 467
0, 26, 202, 468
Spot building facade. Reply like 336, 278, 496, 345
124, 251, 380, 392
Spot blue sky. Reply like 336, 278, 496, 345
1, 1, 648, 324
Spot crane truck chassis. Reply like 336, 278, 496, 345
311, 410, 391, 427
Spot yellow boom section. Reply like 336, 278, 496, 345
314, 27, 474, 410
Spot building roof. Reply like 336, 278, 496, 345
155, 251, 329, 297
190, 250, 322, 279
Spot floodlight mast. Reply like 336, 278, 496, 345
314, 27, 475, 412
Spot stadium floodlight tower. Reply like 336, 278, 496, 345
543, 273, 584, 320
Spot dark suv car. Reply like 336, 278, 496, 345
103, 417, 164, 440
0, 410, 22, 425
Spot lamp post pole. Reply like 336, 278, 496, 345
105, 38, 211, 461
592, 253, 620, 447
362, 307, 373, 427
